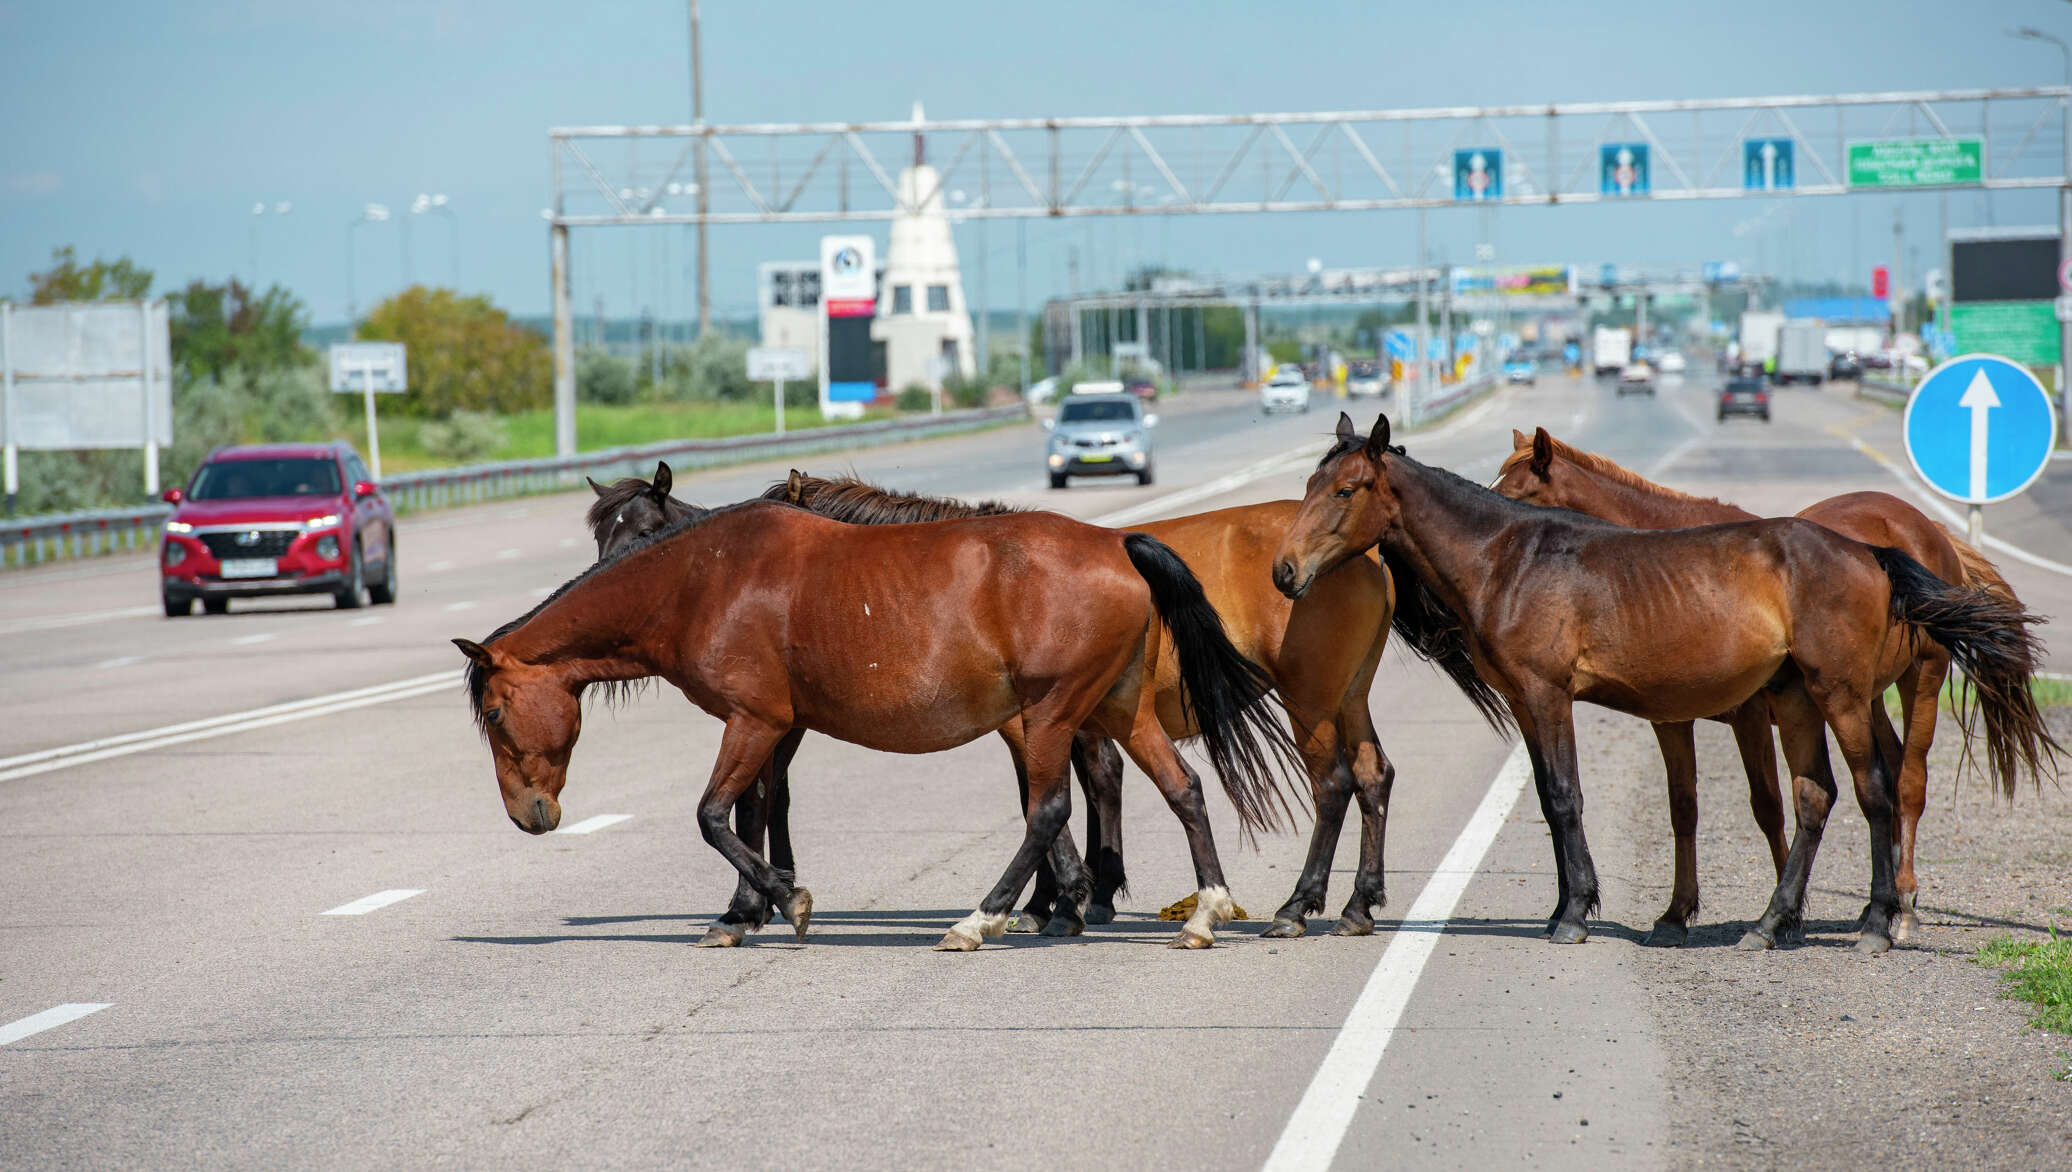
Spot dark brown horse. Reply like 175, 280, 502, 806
1490, 427, 2036, 944
1274, 413, 2055, 953
460, 500, 1299, 950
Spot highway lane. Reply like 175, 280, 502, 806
6, 369, 2069, 1168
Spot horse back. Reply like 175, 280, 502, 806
1795, 491, 1962, 582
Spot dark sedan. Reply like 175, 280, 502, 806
1717, 376, 1771, 422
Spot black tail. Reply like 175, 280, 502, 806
1123, 532, 1304, 839
1380, 547, 1516, 736
1870, 545, 2065, 798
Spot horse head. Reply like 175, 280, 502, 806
586, 461, 688, 559
453, 637, 581, 834
1488, 426, 1568, 506
1272, 412, 1400, 600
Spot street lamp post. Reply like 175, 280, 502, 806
346, 203, 390, 330
412, 193, 459, 289
2013, 25, 2072, 432
248, 201, 291, 290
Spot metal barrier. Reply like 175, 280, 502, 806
1407, 372, 1500, 428
1, 404, 1028, 569
1857, 377, 1913, 407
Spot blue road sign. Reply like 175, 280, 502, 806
1600, 143, 1650, 196
1453, 149, 1502, 201
1701, 260, 1742, 283
1903, 354, 2058, 505
1744, 138, 1795, 191
1383, 330, 1414, 360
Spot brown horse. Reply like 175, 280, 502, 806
459, 500, 1299, 950
1489, 427, 2034, 945
1274, 413, 2055, 953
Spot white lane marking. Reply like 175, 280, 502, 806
1846, 436, 2072, 577
444, 600, 477, 612
0, 605, 160, 638
532, 585, 555, 596
348, 616, 383, 628
321, 889, 425, 916
496, 548, 522, 560
554, 813, 633, 835
428, 560, 455, 572
0, 670, 461, 782
1263, 742, 1531, 1172
0, 1003, 112, 1046
1644, 435, 1701, 479
94, 655, 143, 670
230, 632, 276, 646
1095, 444, 1327, 527
559, 537, 578, 549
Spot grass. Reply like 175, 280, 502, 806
365, 400, 900, 473
1973, 929, 2072, 1042
1881, 675, 2072, 718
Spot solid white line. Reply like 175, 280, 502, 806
531, 585, 555, 596
93, 655, 143, 670
0, 1003, 112, 1045
0, 670, 461, 780
1846, 437, 2072, 577
444, 600, 477, 612
0, 605, 160, 638
230, 632, 275, 646
321, 889, 424, 916
558, 537, 578, 548
1094, 445, 1328, 527
496, 548, 522, 560
428, 560, 455, 572
554, 813, 633, 835
1644, 435, 1701, 479
347, 616, 383, 627
1263, 742, 1531, 1172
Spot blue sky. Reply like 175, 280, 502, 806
4, 0, 2069, 326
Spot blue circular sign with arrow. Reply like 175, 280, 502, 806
1902, 353, 2057, 505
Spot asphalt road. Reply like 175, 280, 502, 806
4, 371, 2069, 1168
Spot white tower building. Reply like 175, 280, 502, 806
873, 102, 977, 394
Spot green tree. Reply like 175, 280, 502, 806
357, 286, 551, 417
168, 279, 309, 380
28, 246, 152, 303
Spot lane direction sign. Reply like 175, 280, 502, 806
1453, 149, 1502, 202
1599, 143, 1649, 196
1903, 353, 2056, 505
1743, 138, 1794, 191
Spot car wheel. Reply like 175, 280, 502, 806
1762, 411, 1772, 422
1136, 465, 1154, 486
163, 590, 192, 618
335, 540, 368, 609
1049, 473, 1068, 490
202, 597, 230, 616
368, 537, 398, 605
1716, 410, 1726, 421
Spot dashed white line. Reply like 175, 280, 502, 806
230, 632, 276, 646
554, 813, 632, 835
347, 616, 383, 627
443, 600, 477, 612
1264, 742, 1532, 1172
558, 537, 578, 549
0, 1003, 112, 1045
428, 560, 455, 573
94, 655, 143, 670
321, 889, 425, 916
496, 548, 522, 560
0, 605, 160, 638
531, 585, 555, 596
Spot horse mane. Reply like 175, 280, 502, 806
1499, 432, 1749, 516
584, 476, 709, 543
466, 500, 774, 733
759, 473, 1022, 525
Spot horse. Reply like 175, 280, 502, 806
1488, 427, 2037, 945
459, 499, 1301, 951
1273, 413, 2056, 953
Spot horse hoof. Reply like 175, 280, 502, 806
1083, 903, 1115, 926
1007, 912, 1046, 934
783, 888, 813, 942
1038, 916, 1083, 938
1855, 931, 1893, 956
1736, 928, 1774, 951
1330, 915, 1375, 938
1260, 918, 1308, 939
1159, 893, 1199, 921
1643, 920, 1688, 948
697, 923, 748, 948
1890, 907, 1921, 946
1167, 929, 1214, 950
1548, 921, 1589, 945
934, 928, 982, 952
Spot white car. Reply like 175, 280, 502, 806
1655, 351, 1687, 375
1260, 368, 1312, 414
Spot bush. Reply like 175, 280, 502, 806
578, 348, 639, 405
895, 384, 933, 412
417, 410, 508, 465
941, 373, 988, 410
647, 335, 753, 402
358, 286, 551, 417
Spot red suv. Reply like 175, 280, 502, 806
158, 442, 398, 616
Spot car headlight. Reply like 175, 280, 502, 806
165, 520, 193, 533
163, 542, 186, 566
1048, 453, 1065, 468
315, 535, 341, 559
305, 513, 342, 530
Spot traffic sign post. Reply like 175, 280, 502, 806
327, 342, 407, 480
1903, 353, 2058, 542
747, 346, 811, 437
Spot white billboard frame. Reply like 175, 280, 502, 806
0, 299, 174, 504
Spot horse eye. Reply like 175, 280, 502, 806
1336, 487, 1355, 498
485, 707, 504, 725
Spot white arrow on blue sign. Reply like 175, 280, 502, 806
1903, 354, 2058, 505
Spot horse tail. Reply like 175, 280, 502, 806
1869, 545, 2064, 798
1943, 528, 2021, 610
1123, 532, 1303, 839
1380, 547, 1516, 736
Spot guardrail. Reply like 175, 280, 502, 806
1406, 371, 1501, 428
2, 403, 1028, 569
1857, 377, 1913, 407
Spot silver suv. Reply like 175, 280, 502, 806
1045, 393, 1157, 488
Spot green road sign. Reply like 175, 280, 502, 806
1949, 301, 2060, 368
1847, 138, 1983, 188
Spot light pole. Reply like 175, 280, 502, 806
411, 193, 459, 289
249, 201, 291, 291
2012, 25, 2072, 431
346, 203, 389, 330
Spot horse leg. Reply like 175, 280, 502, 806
1332, 704, 1396, 936
703, 728, 807, 947
1823, 691, 1902, 955
1264, 714, 1348, 940
764, 726, 803, 884
1645, 721, 1700, 948
1739, 687, 1836, 951
1727, 699, 1789, 877
1510, 705, 1573, 939
1524, 695, 1598, 945
936, 721, 1084, 952
1116, 719, 1240, 949
1004, 724, 1057, 934
696, 719, 813, 943
1075, 733, 1128, 924
1887, 653, 1946, 945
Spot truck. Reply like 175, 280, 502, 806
1775, 320, 1827, 385
1738, 310, 1784, 375
1591, 326, 1632, 377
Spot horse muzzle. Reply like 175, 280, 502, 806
508, 792, 562, 835
1271, 558, 1312, 600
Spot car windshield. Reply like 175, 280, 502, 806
1058, 399, 1137, 423
190, 457, 341, 500
1726, 379, 1764, 393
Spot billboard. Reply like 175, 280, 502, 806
1950, 231, 2059, 304
819, 235, 878, 415
1450, 266, 1575, 296
1, 300, 172, 451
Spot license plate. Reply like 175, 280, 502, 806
219, 558, 278, 579
1078, 454, 1113, 463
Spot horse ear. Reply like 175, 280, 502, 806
785, 468, 804, 504
1335, 412, 1358, 444
1364, 413, 1392, 459
651, 461, 673, 500
451, 638, 495, 668
1511, 428, 1529, 450
586, 476, 608, 497
1529, 426, 1554, 479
